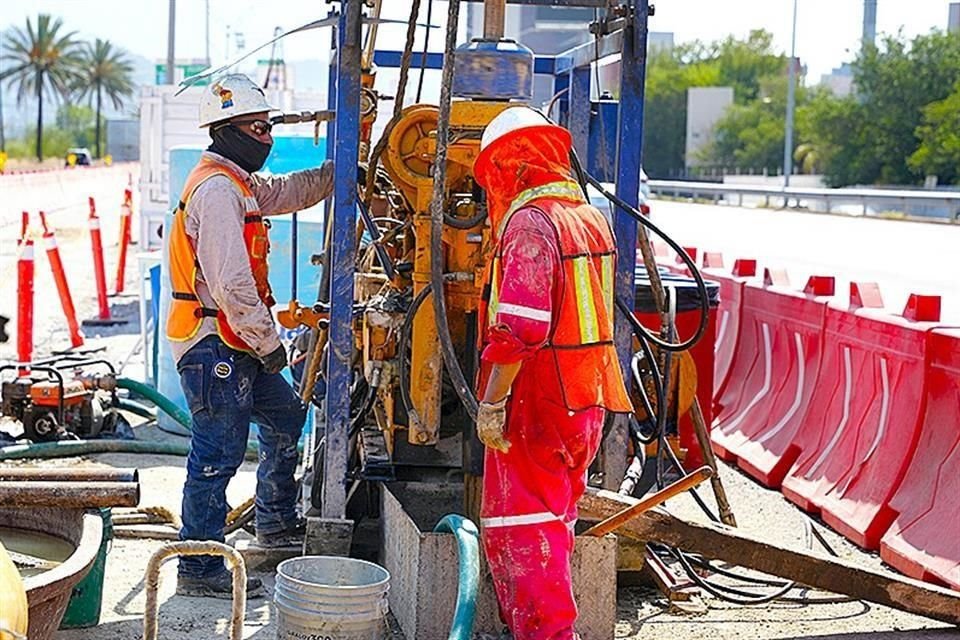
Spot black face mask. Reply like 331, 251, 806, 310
208, 124, 272, 173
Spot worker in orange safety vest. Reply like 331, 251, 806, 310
166, 73, 333, 599
473, 106, 634, 638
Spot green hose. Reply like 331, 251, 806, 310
434, 514, 479, 640
118, 398, 157, 420
0, 438, 261, 462
117, 377, 192, 429
0, 439, 191, 461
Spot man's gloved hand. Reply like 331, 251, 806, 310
477, 397, 510, 453
261, 345, 288, 375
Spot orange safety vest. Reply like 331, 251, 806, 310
166, 157, 274, 353
480, 181, 633, 413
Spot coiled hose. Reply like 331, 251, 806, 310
433, 514, 479, 640
117, 376, 192, 436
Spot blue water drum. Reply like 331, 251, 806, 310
157, 136, 328, 437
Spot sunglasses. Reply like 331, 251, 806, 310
217, 119, 273, 136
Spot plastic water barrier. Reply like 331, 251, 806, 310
711, 272, 834, 479
880, 328, 960, 588
779, 293, 941, 552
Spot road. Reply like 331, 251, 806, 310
647, 198, 960, 324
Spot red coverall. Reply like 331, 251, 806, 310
479, 207, 606, 638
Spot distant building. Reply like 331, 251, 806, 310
862, 0, 877, 49
820, 63, 854, 97
685, 87, 734, 168
949, 3, 960, 33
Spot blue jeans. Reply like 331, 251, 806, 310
176, 335, 306, 578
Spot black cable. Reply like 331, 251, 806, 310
428, 0, 478, 421
415, 0, 434, 103
578, 162, 710, 352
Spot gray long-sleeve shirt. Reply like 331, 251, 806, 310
170, 151, 334, 364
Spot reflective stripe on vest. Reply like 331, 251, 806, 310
487, 180, 586, 324
480, 187, 633, 413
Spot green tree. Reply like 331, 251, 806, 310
0, 14, 82, 161
640, 30, 786, 177
72, 38, 134, 158
908, 82, 960, 185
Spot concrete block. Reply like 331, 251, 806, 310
304, 517, 354, 556
381, 482, 617, 640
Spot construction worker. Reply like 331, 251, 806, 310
473, 107, 633, 638
166, 74, 333, 598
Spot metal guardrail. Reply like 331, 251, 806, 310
648, 180, 960, 222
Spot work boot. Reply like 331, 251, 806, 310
176, 570, 264, 600
256, 515, 306, 549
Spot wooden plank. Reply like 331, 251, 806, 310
579, 489, 960, 626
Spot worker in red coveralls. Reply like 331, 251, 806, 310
472, 106, 634, 639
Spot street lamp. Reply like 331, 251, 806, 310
783, 0, 798, 187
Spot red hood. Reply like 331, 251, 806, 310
473, 124, 575, 235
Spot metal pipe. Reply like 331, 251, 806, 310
0, 468, 138, 483
483, 0, 506, 39
0, 481, 139, 508
144, 541, 246, 640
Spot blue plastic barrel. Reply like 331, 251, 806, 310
157, 137, 328, 435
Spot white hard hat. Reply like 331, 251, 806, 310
479, 106, 553, 152
199, 73, 275, 128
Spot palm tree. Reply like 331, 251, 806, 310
0, 14, 82, 161
73, 39, 135, 158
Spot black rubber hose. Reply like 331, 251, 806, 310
399, 285, 433, 427
415, 0, 434, 103
428, 0, 477, 421
582, 168, 711, 352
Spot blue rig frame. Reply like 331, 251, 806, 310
317, 0, 650, 519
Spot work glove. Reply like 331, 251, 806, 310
477, 397, 510, 453
261, 344, 288, 375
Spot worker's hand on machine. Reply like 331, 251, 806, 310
477, 397, 511, 453
261, 345, 288, 375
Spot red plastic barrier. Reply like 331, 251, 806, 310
16, 212, 34, 365
880, 328, 960, 589
705, 259, 757, 413
88, 197, 110, 320
781, 292, 941, 550
39, 211, 84, 348
711, 271, 834, 475
114, 188, 133, 294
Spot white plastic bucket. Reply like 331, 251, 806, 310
274, 555, 390, 640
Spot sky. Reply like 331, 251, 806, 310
2, 1, 954, 80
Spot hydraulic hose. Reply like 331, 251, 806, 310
433, 514, 479, 640
428, 0, 477, 421
586, 173, 710, 352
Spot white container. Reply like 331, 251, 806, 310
275, 556, 390, 640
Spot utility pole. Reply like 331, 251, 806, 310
205, 0, 211, 66
166, 0, 176, 84
783, 0, 797, 187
